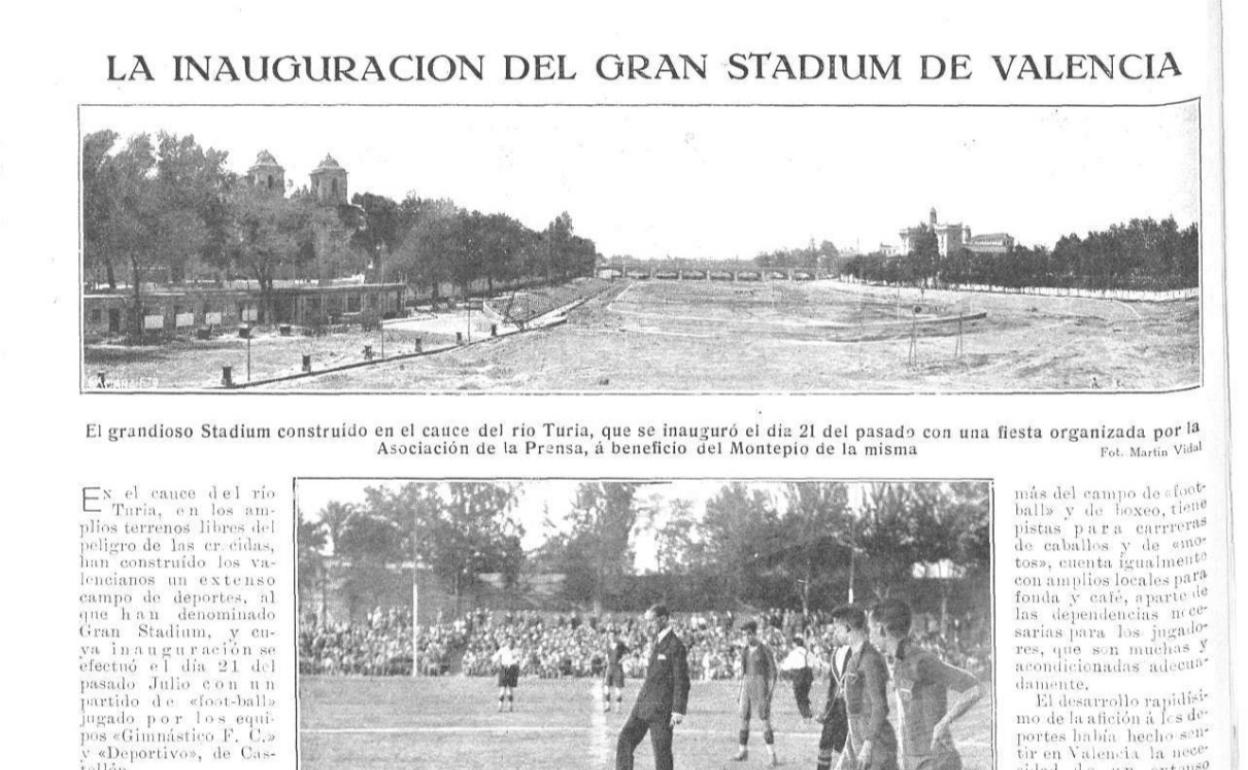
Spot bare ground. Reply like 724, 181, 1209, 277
259, 280, 1198, 393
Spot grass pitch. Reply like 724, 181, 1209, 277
299, 675, 994, 769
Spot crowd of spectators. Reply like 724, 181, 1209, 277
300, 606, 413, 675
299, 606, 472, 676
298, 605, 993, 682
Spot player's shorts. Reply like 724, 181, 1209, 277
603, 666, 625, 688
738, 677, 772, 720
902, 750, 962, 770
497, 664, 520, 688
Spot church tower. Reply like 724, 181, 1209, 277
247, 150, 285, 194
309, 154, 349, 205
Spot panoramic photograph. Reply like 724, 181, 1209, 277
81, 103, 1199, 392
295, 479, 994, 769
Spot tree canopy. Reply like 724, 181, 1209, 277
300, 481, 991, 621
82, 130, 601, 336
842, 217, 1198, 291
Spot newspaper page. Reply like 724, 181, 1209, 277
0, 1, 1237, 768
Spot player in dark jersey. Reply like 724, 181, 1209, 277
603, 629, 630, 712
870, 599, 982, 770
730, 620, 780, 766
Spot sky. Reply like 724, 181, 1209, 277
295, 479, 875, 574
83, 102, 1200, 259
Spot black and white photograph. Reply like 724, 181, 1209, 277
295, 479, 994, 769
81, 103, 1199, 393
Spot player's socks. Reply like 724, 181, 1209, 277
764, 729, 777, 765
615, 695, 622, 712
497, 694, 504, 712
507, 694, 514, 712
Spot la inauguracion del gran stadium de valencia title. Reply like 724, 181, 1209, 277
105, 51, 1182, 84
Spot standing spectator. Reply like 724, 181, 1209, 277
780, 636, 815, 719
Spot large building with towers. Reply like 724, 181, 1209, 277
898, 207, 1014, 258
83, 149, 402, 340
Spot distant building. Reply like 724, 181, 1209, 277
245, 150, 349, 204
84, 150, 396, 339
304, 154, 363, 282
897, 207, 1013, 257
247, 150, 286, 193
963, 231, 1015, 254
310, 154, 349, 205
83, 280, 407, 340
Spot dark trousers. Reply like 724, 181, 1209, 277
616, 714, 673, 770
816, 699, 849, 770
792, 668, 814, 718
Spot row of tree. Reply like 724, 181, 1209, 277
351, 196, 598, 298
82, 131, 598, 336
841, 217, 1198, 291
298, 481, 990, 622
298, 483, 526, 622
753, 240, 841, 271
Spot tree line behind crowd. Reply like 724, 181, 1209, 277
298, 481, 990, 625
82, 131, 599, 336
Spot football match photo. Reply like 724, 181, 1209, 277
296, 479, 994, 768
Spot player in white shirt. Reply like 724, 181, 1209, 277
491, 637, 521, 712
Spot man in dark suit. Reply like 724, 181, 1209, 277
616, 604, 691, 770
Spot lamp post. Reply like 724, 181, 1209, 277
238, 325, 253, 382
827, 535, 865, 604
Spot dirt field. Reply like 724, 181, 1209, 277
258, 279, 1198, 392
299, 675, 995, 770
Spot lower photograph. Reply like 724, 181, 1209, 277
295, 478, 995, 769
